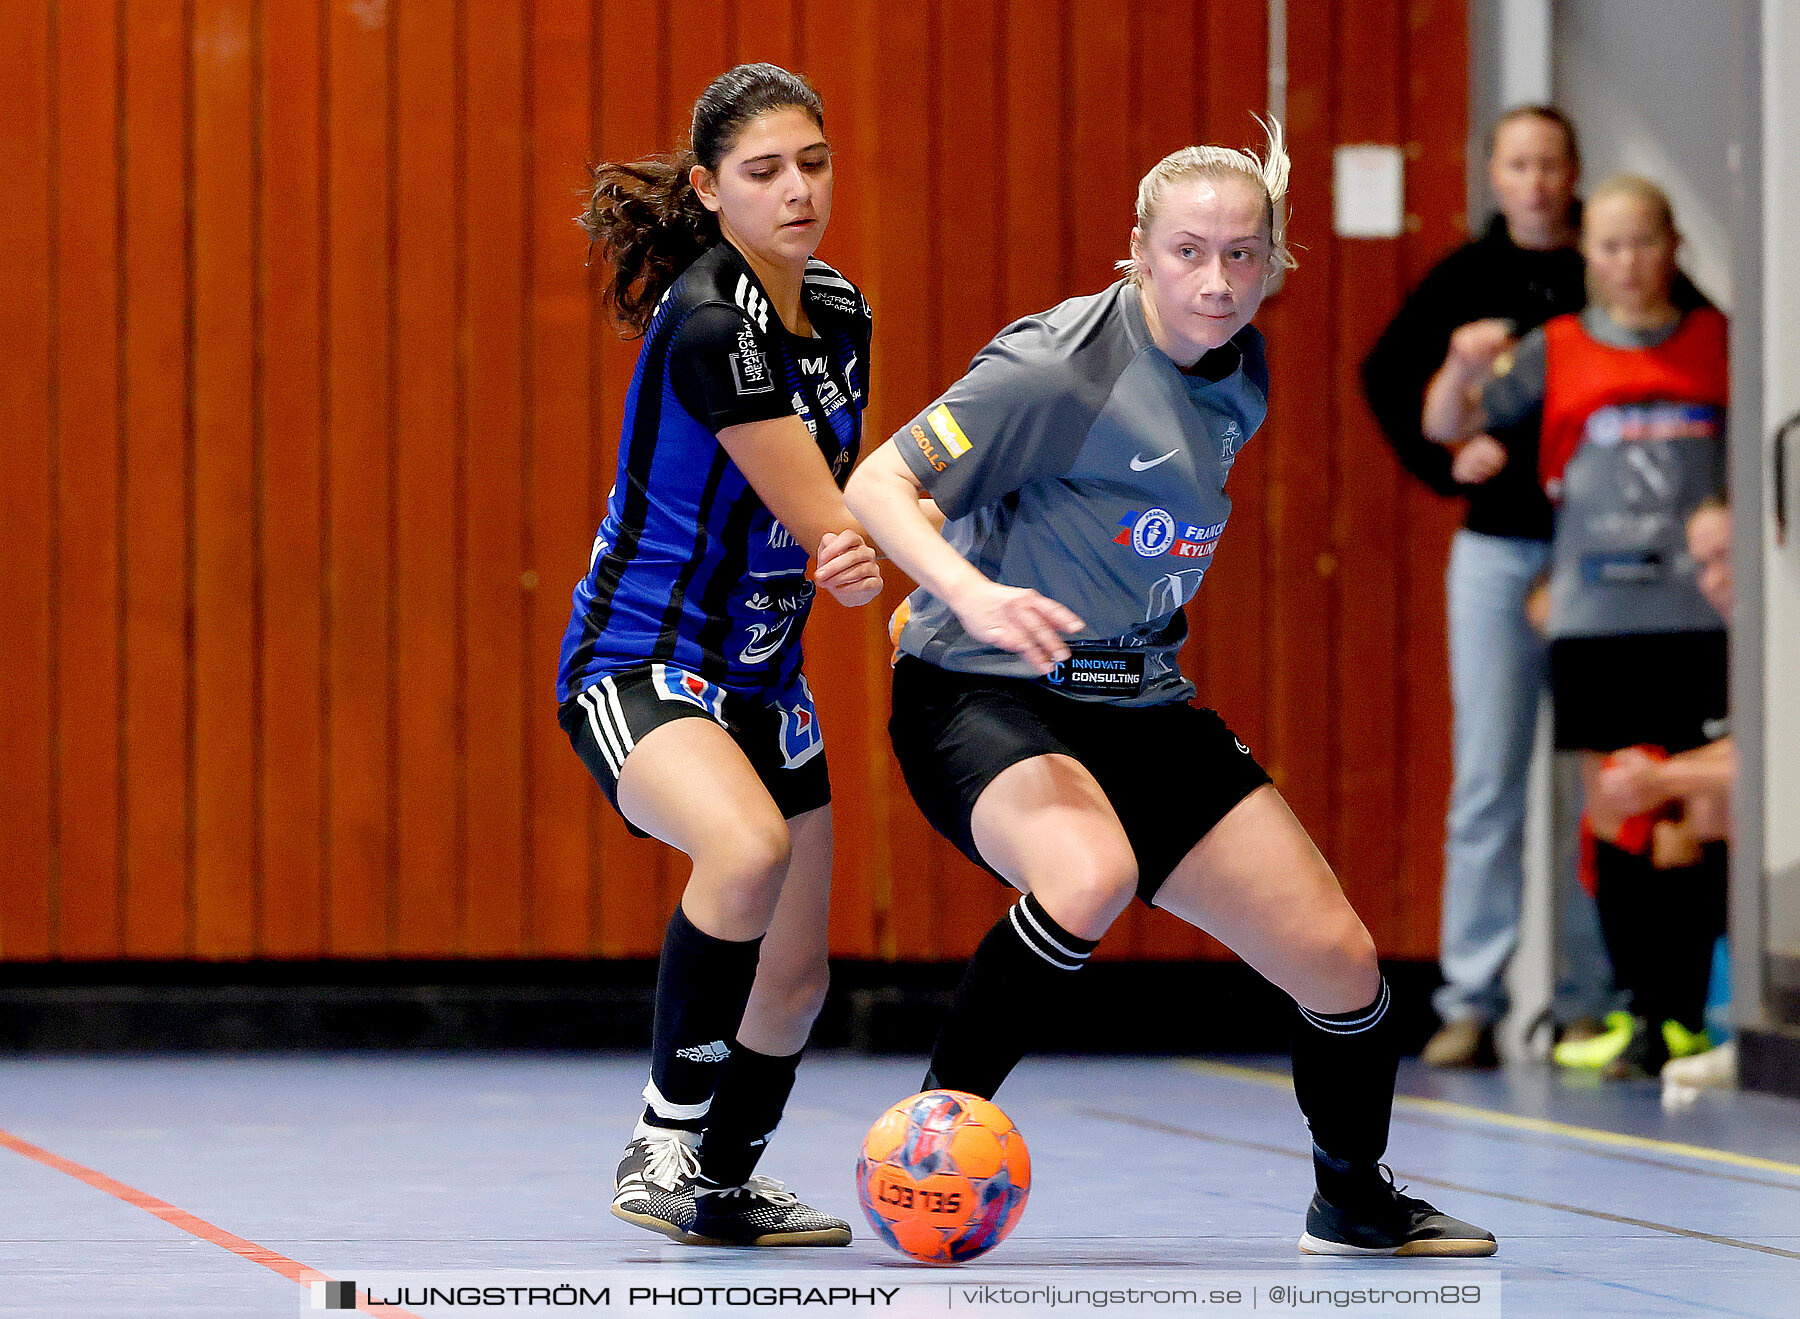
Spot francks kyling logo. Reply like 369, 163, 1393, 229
1115, 509, 1225, 560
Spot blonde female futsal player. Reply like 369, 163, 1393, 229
557, 64, 880, 1247
845, 125, 1498, 1257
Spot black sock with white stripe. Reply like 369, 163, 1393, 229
923, 892, 1099, 1100
641, 903, 763, 1134
695, 1043, 802, 1189
1289, 977, 1400, 1205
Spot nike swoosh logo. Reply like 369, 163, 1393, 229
1130, 450, 1178, 471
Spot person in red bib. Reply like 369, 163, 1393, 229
1423, 174, 1727, 1081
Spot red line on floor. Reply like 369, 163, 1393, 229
0, 1125, 423, 1317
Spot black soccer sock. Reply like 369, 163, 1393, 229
695, 1043, 803, 1188
1592, 840, 1654, 1025
1289, 977, 1400, 1205
1594, 839, 1727, 1032
923, 892, 1099, 1100
641, 903, 764, 1133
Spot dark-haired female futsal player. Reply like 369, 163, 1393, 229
558, 63, 880, 1247
845, 125, 1497, 1257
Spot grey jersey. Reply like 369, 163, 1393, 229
894, 282, 1268, 706
1483, 307, 1725, 639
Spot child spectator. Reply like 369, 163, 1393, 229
1423, 175, 1728, 1080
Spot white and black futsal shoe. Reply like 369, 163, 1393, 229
611, 1124, 700, 1241
1298, 1167, 1497, 1257
688, 1176, 852, 1247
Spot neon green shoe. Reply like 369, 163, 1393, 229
1662, 1019, 1713, 1060
1553, 1010, 1635, 1069
1601, 1017, 1714, 1081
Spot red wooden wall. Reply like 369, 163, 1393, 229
0, 0, 1468, 964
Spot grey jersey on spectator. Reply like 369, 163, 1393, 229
894, 281, 1268, 706
1483, 306, 1725, 639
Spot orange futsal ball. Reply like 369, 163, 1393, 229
855, 1089, 1030, 1263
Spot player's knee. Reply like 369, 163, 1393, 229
734, 812, 796, 880
1308, 916, 1381, 1007
1035, 855, 1137, 940
698, 817, 793, 926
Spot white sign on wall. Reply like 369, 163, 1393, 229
1332, 144, 1406, 239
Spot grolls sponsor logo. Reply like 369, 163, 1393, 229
911, 424, 947, 472
926, 404, 972, 458
1115, 509, 1224, 559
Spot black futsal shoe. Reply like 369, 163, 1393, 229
1602, 1016, 1671, 1081
611, 1125, 701, 1242
689, 1175, 852, 1247
1299, 1167, 1497, 1257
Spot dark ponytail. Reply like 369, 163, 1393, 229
580, 63, 825, 335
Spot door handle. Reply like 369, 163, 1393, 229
1777, 410, 1800, 547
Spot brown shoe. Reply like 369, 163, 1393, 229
1421, 1020, 1498, 1069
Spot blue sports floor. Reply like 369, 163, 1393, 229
2, 1053, 1795, 1317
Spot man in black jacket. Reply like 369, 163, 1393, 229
1362, 106, 1609, 1068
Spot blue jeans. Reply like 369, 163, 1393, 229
1435, 530, 1611, 1026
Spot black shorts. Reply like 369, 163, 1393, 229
1549, 631, 1728, 753
559, 663, 831, 836
888, 656, 1271, 904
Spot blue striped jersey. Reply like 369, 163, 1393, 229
557, 242, 870, 705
